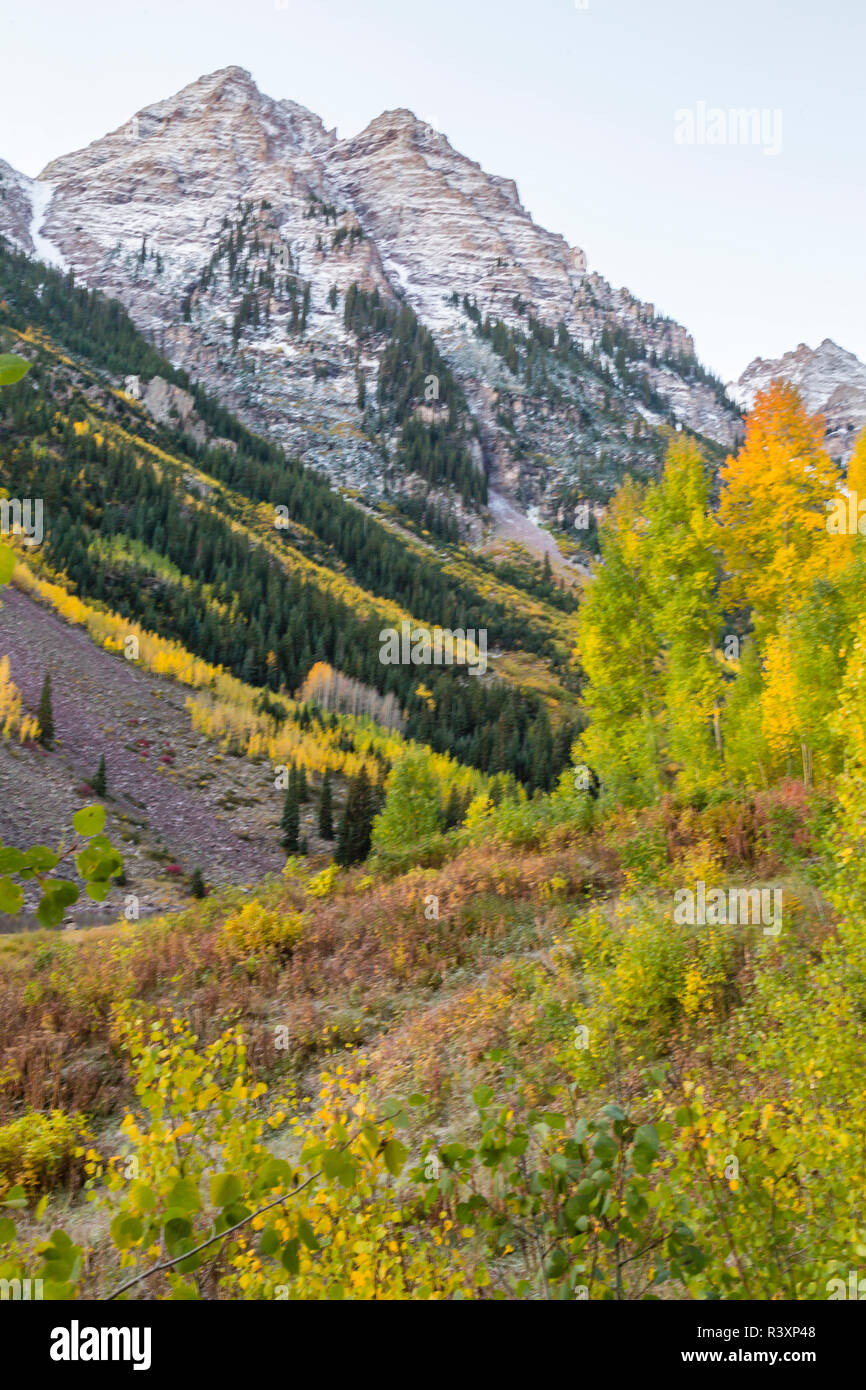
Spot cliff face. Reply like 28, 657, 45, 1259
731, 339, 866, 464
0, 66, 742, 532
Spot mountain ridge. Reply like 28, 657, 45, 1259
730, 337, 866, 462
0, 66, 741, 535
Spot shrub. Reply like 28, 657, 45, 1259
219, 901, 304, 964
0, 1109, 91, 1199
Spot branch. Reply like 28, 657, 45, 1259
107, 1171, 317, 1300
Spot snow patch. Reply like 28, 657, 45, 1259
28, 181, 68, 271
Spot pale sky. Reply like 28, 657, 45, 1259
3, 0, 863, 382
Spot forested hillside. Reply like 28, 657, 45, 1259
0, 239, 579, 789
2, 242, 866, 1314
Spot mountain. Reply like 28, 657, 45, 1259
730, 338, 866, 463
0, 66, 741, 540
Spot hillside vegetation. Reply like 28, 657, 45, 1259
1, 258, 866, 1303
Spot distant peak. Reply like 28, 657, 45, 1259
355, 108, 439, 142
178, 65, 258, 97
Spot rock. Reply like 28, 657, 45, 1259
729, 339, 866, 463
0, 65, 743, 529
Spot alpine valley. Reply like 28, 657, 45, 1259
3, 56, 866, 1317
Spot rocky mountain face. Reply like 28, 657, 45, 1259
730, 339, 866, 464
0, 66, 742, 537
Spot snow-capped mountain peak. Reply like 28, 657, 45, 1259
0, 67, 742, 528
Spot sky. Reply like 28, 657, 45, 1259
2, 0, 863, 383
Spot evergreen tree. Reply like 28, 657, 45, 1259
335, 767, 375, 867
443, 784, 464, 830
318, 770, 334, 839
190, 867, 206, 899
281, 780, 300, 852
91, 754, 107, 797
37, 671, 54, 746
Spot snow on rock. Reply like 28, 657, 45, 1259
27, 180, 68, 271
730, 339, 866, 462
0, 65, 744, 526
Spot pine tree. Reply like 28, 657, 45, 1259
281, 781, 300, 852
335, 767, 375, 867
91, 754, 107, 797
443, 784, 463, 830
37, 671, 54, 746
318, 770, 334, 839
190, 867, 206, 899
297, 766, 309, 803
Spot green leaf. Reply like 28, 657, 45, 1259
47, 880, 78, 908
280, 1237, 300, 1274
109, 1213, 143, 1250
0, 1216, 16, 1241
259, 1226, 280, 1257
591, 1131, 618, 1165
42, 1280, 77, 1300
625, 1185, 648, 1220
129, 1182, 156, 1213
0, 354, 31, 386
0, 876, 23, 915
163, 1216, 193, 1255
545, 1248, 569, 1279
472, 1085, 494, 1110
72, 804, 105, 837
36, 892, 66, 928
0, 848, 26, 874
633, 1124, 660, 1156
167, 1177, 201, 1213
1, 1186, 29, 1209
168, 1278, 201, 1299
210, 1172, 242, 1208
383, 1138, 408, 1178
21, 845, 60, 872
297, 1217, 319, 1251
257, 1157, 292, 1191
322, 1148, 350, 1182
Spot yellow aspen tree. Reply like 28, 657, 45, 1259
717, 382, 842, 630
